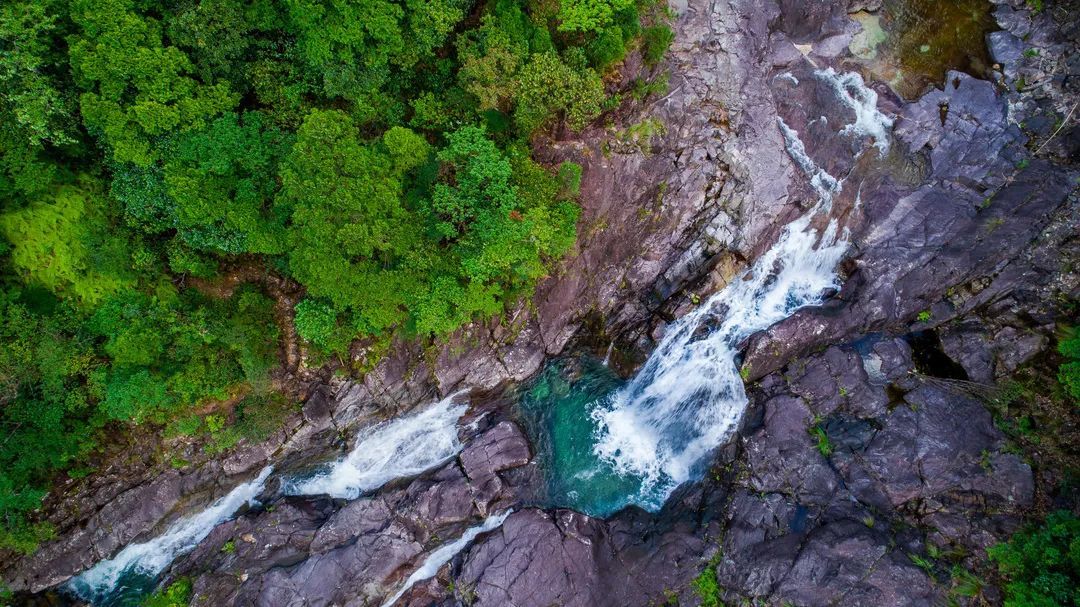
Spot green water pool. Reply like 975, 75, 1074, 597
517, 356, 658, 517
851, 0, 998, 98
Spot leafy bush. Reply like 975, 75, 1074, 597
692, 567, 723, 607
142, 578, 192, 607
988, 510, 1080, 607
1057, 328, 1080, 404
205, 393, 297, 455
642, 24, 675, 65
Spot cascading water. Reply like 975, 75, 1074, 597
815, 68, 895, 153
281, 392, 468, 499
67, 466, 273, 605
522, 68, 893, 516
590, 210, 848, 509
68, 393, 469, 605
380, 510, 513, 607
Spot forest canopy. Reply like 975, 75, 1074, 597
0, 0, 671, 553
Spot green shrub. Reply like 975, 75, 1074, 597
232, 393, 296, 444
642, 25, 674, 65
809, 422, 833, 457
1057, 328, 1080, 404
988, 510, 1080, 607
142, 578, 192, 607
692, 567, 723, 607
587, 25, 629, 70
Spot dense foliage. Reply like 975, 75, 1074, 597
989, 510, 1080, 607
0, 0, 671, 553
1057, 327, 1080, 404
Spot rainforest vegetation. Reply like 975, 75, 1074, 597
0, 0, 672, 553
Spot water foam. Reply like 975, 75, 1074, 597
69, 465, 273, 600
282, 393, 468, 499
381, 510, 512, 607
591, 210, 847, 509
589, 92, 874, 509
778, 118, 842, 207
814, 67, 894, 154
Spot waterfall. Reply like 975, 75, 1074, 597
68, 392, 469, 604
380, 510, 513, 607
68, 466, 273, 602
814, 68, 894, 154
602, 341, 615, 367
588, 69, 890, 511
590, 211, 847, 509
777, 118, 842, 206
281, 392, 468, 499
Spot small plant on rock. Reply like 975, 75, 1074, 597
809, 419, 833, 457
693, 553, 725, 607
142, 578, 192, 607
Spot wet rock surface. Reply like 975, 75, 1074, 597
6, 0, 1078, 604
712, 339, 1034, 606
165, 418, 535, 607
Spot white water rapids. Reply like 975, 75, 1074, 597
589, 68, 892, 510
68, 466, 273, 600
281, 393, 468, 499
590, 210, 848, 508
69, 393, 469, 604
380, 510, 513, 607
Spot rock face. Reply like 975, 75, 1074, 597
6, 0, 1078, 604
711, 340, 1035, 606
410, 337, 1035, 607
168, 417, 534, 607
445, 506, 712, 607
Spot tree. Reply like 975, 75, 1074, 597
68, 0, 237, 165
0, 0, 77, 149
88, 289, 278, 422
382, 125, 432, 173
162, 112, 291, 254
401, 0, 470, 66
294, 298, 345, 353
557, 0, 636, 33
412, 127, 579, 335
1057, 328, 1080, 404
513, 51, 605, 134
0, 0, 79, 202
0, 184, 134, 305
456, 13, 531, 112
989, 511, 1080, 607
280, 109, 415, 334
0, 294, 97, 554
164, 0, 267, 89
283, 0, 405, 114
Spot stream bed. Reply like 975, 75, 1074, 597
850, 0, 998, 98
